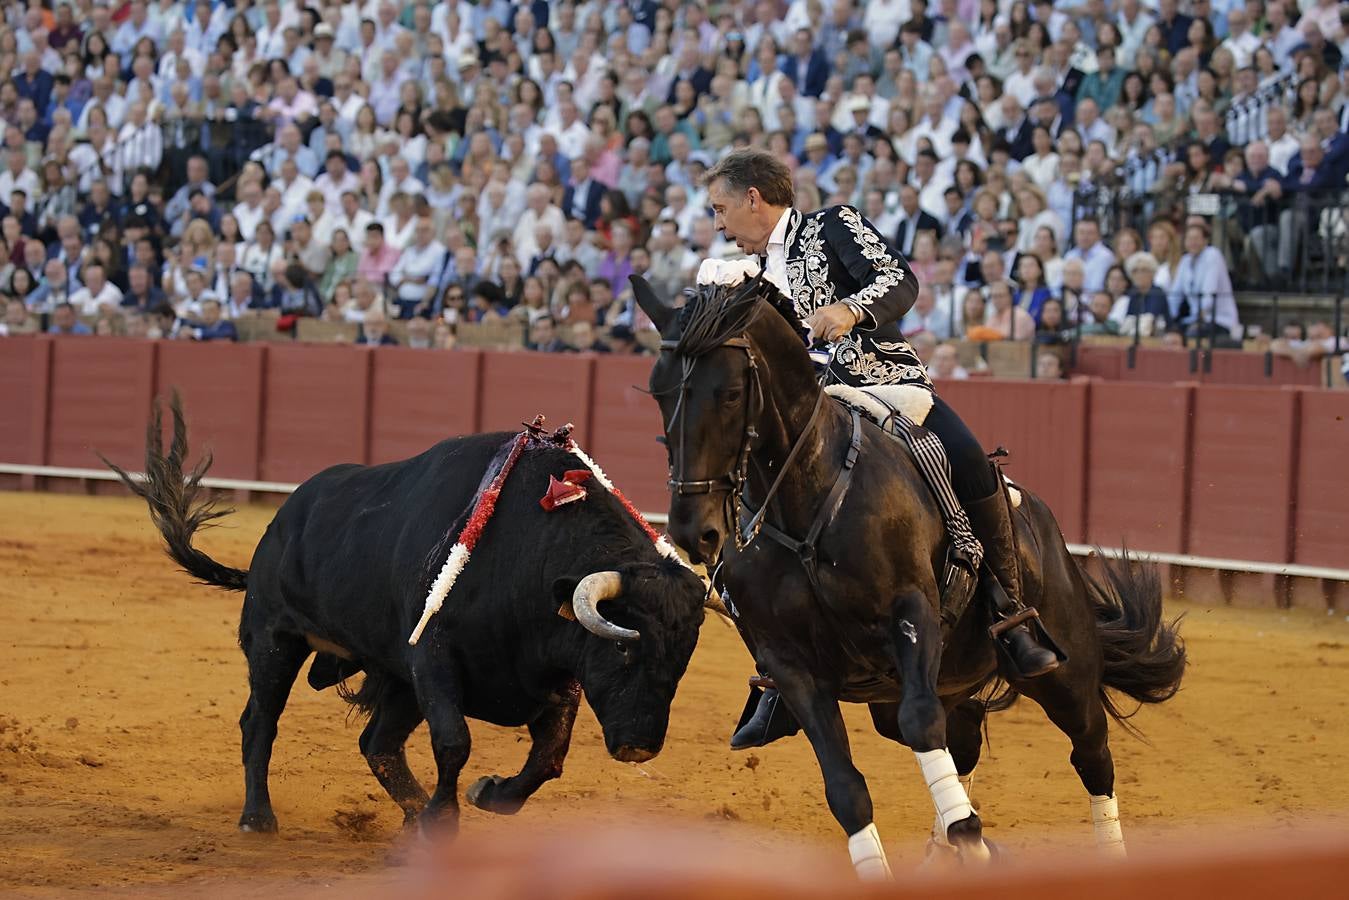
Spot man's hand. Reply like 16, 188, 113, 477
804, 303, 860, 343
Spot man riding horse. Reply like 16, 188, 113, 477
698, 149, 1060, 750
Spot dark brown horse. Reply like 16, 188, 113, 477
632, 274, 1185, 878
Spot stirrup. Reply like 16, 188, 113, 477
989, 606, 1067, 679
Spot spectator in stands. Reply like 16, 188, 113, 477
986, 280, 1035, 340
319, 228, 357, 301
1014, 254, 1054, 323
47, 300, 89, 335
404, 316, 433, 350
29, 257, 77, 312
70, 261, 122, 315
1035, 351, 1065, 380
927, 342, 970, 380
389, 217, 445, 320
1168, 221, 1239, 337
1064, 218, 1116, 293
1081, 293, 1122, 336
1035, 298, 1071, 344
268, 263, 323, 319
901, 284, 950, 339
0, 296, 36, 335
185, 297, 237, 342
1118, 252, 1171, 336
527, 314, 568, 353
567, 320, 610, 354
356, 306, 397, 346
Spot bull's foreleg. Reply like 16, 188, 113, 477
410, 662, 471, 835
770, 663, 891, 881
466, 681, 581, 815
891, 592, 990, 864
360, 679, 430, 826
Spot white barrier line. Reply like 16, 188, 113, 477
4, 463, 1348, 582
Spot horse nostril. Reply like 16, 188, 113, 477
700, 529, 720, 551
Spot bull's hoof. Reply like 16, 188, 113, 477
466, 775, 525, 815
237, 812, 278, 833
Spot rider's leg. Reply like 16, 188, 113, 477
922, 395, 1059, 679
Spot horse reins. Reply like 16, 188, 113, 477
659, 314, 862, 575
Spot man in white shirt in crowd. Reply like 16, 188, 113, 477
76, 75, 127, 132
389, 217, 446, 318
314, 150, 360, 212
116, 102, 163, 175
232, 177, 267, 241
1168, 220, 1239, 337
69, 261, 123, 316
513, 182, 566, 269
376, 155, 425, 219
1064, 217, 1116, 292
1263, 106, 1301, 176
0, 147, 39, 201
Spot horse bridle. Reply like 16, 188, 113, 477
658, 327, 829, 553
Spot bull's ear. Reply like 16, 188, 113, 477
553, 575, 580, 621
629, 275, 674, 332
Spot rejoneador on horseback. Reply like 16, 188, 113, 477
695, 149, 1062, 745
630, 148, 1185, 878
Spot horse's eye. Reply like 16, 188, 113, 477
723, 389, 743, 405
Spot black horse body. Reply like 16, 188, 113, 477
113, 398, 706, 834
635, 275, 1185, 859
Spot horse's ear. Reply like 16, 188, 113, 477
629, 275, 674, 332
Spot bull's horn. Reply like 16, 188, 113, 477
569, 571, 640, 642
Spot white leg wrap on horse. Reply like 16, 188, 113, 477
931, 773, 976, 844
915, 749, 976, 834
1090, 794, 1127, 858
847, 822, 893, 881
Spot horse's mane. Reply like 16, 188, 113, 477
673, 276, 809, 357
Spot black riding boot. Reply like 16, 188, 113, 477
729, 675, 800, 750
966, 483, 1061, 679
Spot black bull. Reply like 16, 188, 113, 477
110, 396, 705, 834
632, 274, 1186, 858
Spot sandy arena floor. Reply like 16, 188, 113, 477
2, 491, 1348, 895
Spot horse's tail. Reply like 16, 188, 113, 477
103, 391, 249, 592
1084, 551, 1186, 733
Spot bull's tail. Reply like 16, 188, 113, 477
103, 391, 249, 592
1084, 551, 1186, 734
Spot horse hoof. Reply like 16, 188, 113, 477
918, 838, 960, 872
237, 813, 278, 834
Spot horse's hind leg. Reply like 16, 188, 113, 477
360, 678, 430, 826
1020, 675, 1126, 858
238, 626, 310, 832
891, 593, 989, 864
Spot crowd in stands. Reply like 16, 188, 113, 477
0, 0, 1346, 377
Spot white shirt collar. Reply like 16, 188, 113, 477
766, 207, 792, 252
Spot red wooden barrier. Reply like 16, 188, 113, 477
939, 379, 1089, 543
259, 344, 371, 483
0, 337, 50, 488
1122, 347, 1194, 383
1204, 349, 1324, 387
368, 347, 481, 465
46, 337, 155, 473
155, 341, 265, 480
479, 352, 595, 441
5, 338, 1349, 580
586, 354, 666, 514
1292, 390, 1349, 568
1071, 344, 1123, 381
1186, 386, 1299, 563
1085, 382, 1193, 554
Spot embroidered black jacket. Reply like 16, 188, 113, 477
780, 205, 930, 388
